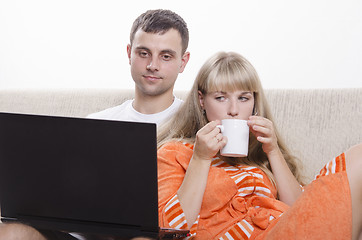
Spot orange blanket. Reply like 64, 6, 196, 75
158, 142, 352, 239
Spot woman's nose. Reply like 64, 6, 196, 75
227, 100, 239, 117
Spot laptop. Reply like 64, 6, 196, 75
0, 112, 189, 239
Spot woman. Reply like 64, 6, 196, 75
157, 51, 362, 239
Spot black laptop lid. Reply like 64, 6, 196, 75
0, 112, 159, 235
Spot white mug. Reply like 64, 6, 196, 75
217, 119, 249, 157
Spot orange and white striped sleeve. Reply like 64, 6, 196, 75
157, 142, 199, 236
314, 153, 346, 180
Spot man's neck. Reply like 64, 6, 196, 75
133, 91, 175, 114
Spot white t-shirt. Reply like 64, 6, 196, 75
87, 97, 183, 126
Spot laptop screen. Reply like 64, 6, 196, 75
0, 112, 159, 237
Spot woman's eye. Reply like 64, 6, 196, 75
239, 97, 248, 101
215, 96, 225, 101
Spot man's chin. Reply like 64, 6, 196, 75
136, 86, 171, 97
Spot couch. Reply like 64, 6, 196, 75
0, 88, 361, 183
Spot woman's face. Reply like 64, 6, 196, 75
199, 90, 255, 121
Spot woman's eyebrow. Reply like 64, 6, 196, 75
211, 91, 253, 95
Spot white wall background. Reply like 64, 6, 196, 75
1, 0, 361, 91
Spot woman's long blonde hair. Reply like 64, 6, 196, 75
158, 51, 304, 186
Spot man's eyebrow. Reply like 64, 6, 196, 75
160, 49, 177, 56
135, 46, 150, 52
134, 46, 177, 56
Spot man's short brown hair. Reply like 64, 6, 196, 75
130, 9, 189, 54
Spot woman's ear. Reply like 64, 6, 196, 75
198, 90, 205, 109
252, 105, 257, 116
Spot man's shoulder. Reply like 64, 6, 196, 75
86, 100, 133, 120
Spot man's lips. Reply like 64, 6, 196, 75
143, 75, 162, 81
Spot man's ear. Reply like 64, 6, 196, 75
179, 51, 190, 73
127, 44, 132, 65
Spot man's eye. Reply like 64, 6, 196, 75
139, 51, 149, 57
162, 54, 172, 60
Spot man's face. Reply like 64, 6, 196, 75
127, 29, 189, 98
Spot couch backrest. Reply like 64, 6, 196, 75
0, 88, 361, 183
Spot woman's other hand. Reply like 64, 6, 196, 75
248, 116, 279, 156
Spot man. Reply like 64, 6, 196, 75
88, 9, 190, 126
0, 9, 190, 240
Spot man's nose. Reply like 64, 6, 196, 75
146, 57, 160, 71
